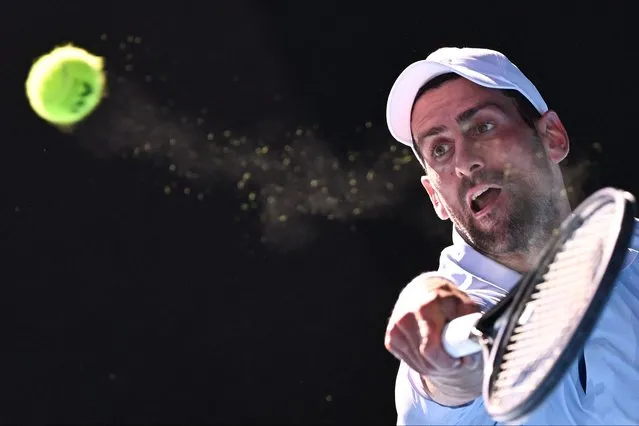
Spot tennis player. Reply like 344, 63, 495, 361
384, 47, 639, 424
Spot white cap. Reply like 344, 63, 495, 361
386, 47, 549, 147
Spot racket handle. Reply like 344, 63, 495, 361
441, 312, 483, 358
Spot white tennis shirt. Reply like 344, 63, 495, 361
395, 218, 639, 425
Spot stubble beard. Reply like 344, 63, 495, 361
464, 183, 562, 262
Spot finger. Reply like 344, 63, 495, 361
385, 326, 425, 372
396, 315, 435, 373
389, 342, 422, 373
438, 291, 479, 321
416, 314, 460, 372
460, 352, 483, 371
421, 276, 455, 293
455, 291, 481, 315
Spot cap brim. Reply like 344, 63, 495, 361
386, 61, 457, 146
386, 60, 516, 146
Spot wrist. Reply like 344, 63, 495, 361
420, 375, 478, 407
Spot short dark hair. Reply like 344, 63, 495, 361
411, 73, 543, 168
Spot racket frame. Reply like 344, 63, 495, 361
483, 188, 636, 422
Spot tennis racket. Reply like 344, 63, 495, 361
440, 187, 636, 423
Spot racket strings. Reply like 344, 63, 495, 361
489, 203, 615, 406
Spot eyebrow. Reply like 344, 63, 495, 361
413, 101, 506, 144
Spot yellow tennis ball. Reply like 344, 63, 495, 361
25, 44, 106, 126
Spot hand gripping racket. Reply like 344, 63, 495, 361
440, 187, 636, 423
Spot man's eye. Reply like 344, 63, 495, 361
432, 144, 451, 158
474, 122, 495, 134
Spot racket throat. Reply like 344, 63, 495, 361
475, 288, 518, 337
474, 329, 495, 353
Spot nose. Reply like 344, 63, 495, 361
454, 140, 485, 179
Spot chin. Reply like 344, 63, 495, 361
461, 217, 520, 254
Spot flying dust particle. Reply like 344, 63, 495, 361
71, 33, 432, 252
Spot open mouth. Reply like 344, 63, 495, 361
470, 187, 502, 214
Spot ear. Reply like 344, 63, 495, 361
420, 175, 449, 220
537, 110, 570, 164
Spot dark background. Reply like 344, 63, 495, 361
0, 1, 632, 424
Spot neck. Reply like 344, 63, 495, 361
491, 251, 541, 274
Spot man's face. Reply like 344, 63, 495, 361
411, 78, 568, 258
